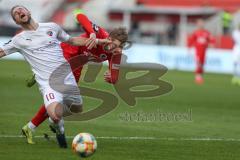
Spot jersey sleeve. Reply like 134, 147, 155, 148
107, 53, 122, 84
53, 23, 71, 42
76, 13, 95, 35
97, 27, 109, 39
76, 13, 109, 39
1, 39, 18, 55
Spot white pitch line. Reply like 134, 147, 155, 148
0, 135, 240, 142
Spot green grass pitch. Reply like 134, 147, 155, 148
0, 60, 240, 160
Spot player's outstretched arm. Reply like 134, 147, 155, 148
0, 48, 6, 58
67, 36, 111, 49
75, 11, 95, 35
67, 37, 88, 46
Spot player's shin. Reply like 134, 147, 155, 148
30, 105, 48, 129
49, 117, 67, 148
47, 103, 67, 148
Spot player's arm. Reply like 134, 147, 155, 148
187, 32, 196, 55
55, 22, 109, 49
188, 32, 196, 48
0, 39, 18, 58
67, 37, 88, 46
104, 48, 122, 84
75, 12, 110, 49
54, 22, 87, 46
67, 36, 111, 49
75, 11, 95, 36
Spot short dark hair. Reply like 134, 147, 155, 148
10, 5, 29, 21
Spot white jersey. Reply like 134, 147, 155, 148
232, 29, 240, 62
1, 22, 82, 107
2, 22, 73, 86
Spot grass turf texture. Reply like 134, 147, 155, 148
0, 60, 240, 160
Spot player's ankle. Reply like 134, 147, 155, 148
27, 121, 36, 131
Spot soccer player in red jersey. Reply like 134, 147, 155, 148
188, 19, 215, 84
22, 10, 129, 147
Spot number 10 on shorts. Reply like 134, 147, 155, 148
46, 93, 55, 101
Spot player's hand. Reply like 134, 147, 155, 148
104, 71, 112, 83
97, 39, 112, 45
86, 33, 97, 50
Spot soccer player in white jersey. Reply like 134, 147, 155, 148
0, 5, 108, 148
232, 25, 240, 85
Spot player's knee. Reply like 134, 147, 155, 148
70, 104, 83, 113
49, 114, 60, 123
46, 102, 63, 122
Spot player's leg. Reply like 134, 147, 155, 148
46, 102, 63, 122
31, 105, 48, 128
42, 87, 69, 148
232, 61, 238, 84
46, 102, 68, 148
22, 105, 48, 144
44, 80, 83, 148
23, 105, 48, 131
22, 63, 83, 145
232, 52, 240, 85
195, 49, 206, 84
63, 95, 83, 115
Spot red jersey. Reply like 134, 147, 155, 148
61, 13, 121, 84
189, 29, 215, 49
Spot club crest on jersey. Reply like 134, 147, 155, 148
47, 31, 53, 36
100, 54, 107, 60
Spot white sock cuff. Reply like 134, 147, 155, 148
28, 121, 36, 131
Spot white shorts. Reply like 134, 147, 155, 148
42, 87, 83, 107
37, 72, 83, 108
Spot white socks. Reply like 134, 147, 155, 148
49, 117, 65, 134
28, 121, 36, 131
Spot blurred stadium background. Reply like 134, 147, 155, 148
0, 0, 240, 160
1, 0, 240, 73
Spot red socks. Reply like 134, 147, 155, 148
31, 105, 48, 127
